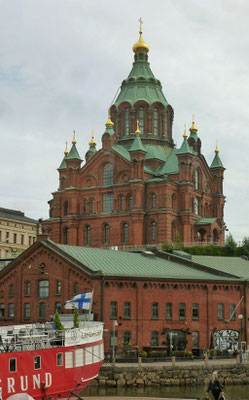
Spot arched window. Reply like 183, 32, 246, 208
103, 163, 114, 186
125, 109, 129, 135
171, 194, 176, 210
194, 168, 199, 190
138, 107, 144, 134
73, 282, 79, 296
128, 195, 132, 210
194, 198, 199, 216
179, 303, 186, 320
85, 225, 91, 246
151, 222, 156, 242
120, 196, 125, 211
110, 301, 118, 319
83, 200, 87, 214
151, 194, 156, 209
123, 223, 128, 243
38, 280, 49, 298
151, 331, 159, 346
151, 302, 159, 319
124, 302, 131, 319
91, 200, 95, 213
64, 201, 68, 216
103, 224, 109, 244
64, 228, 69, 244
153, 108, 158, 135
165, 302, 172, 320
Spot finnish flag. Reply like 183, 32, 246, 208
65, 291, 93, 310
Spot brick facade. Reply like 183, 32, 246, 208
42, 31, 226, 248
0, 240, 246, 355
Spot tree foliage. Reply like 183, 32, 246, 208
73, 305, 79, 328
53, 311, 64, 330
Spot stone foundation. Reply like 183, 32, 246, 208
91, 364, 249, 388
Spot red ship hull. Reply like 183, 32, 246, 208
0, 324, 104, 400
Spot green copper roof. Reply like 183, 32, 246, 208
210, 152, 224, 168
112, 145, 130, 161
114, 52, 168, 109
129, 135, 146, 152
58, 155, 68, 170
44, 241, 240, 281
191, 256, 249, 279
195, 218, 217, 225
177, 137, 192, 155
67, 143, 82, 161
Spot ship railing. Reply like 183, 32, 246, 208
0, 326, 66, 352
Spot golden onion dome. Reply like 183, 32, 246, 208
189, 115, 198, 132
89, 130, 96, 147
105, 109, 114, 127
132, 17, 150, 53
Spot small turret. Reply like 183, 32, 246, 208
85, 130, 97, 162
210, 142, 225, 195
58, 142, 68, 170
188, 115, 202, 155
102, 110, 116, 150
210, 142, 224, 169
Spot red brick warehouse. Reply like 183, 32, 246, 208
42, 22, 226, 248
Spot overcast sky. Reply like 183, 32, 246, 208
0, 0, 248, 242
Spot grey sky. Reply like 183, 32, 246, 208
0, 0, 248, 241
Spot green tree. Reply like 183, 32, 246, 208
241, 237, 249, 258
161, 241, 173, 253
73, 305, 79, 328
224, 233, 237, 256
53, 311, 64, 330
173, 230, 183, 250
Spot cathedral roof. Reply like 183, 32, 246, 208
67, 143, 82, 161
113, 25, 168, 109
210, 144, 224, 168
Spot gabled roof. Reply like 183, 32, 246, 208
191, 255, 249, 279
41, 241, 241, 281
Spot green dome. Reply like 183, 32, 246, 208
114, 52, 168, 109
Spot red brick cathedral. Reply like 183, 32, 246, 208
42, 24, 225, 247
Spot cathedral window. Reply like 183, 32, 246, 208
151, 194, 156, 209
120, 196, 125, 211
64, 228, 69, 244
85, 225, 91, 246
122, 223, 128, 243
64, 201, 68, 216
128, 195, 132, 210
125, 109, 129, 135
171, 194, 176, 210
194, 198, 200, 216
91, 200, 95, 213
103, 224, 109, 244
153, 108, 158, 135
151, 221, 156, 242
103, 163, 114, 186
138, 107, 144, 134
194, 168, 200, 190
103, 193, 113, 213
151, 331, 159, 346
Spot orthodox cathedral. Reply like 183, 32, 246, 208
42, 22, 225, 247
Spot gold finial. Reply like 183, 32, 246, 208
135, 119, 141, 134
64, 141, 68, 155
132, 17, 150, 53
189, 114, 198, 132
183, 123, 188, 138
72, 129, 76, 144
105, 109, 114, 127
215, 140, 219, 153
89, 129, 96, 147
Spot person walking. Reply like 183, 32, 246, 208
206, 371, 225, 400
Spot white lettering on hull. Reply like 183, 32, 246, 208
2, 373, 53, 394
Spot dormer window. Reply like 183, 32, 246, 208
138, 107, 144, 134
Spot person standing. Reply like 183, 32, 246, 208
206, 371, 225, 400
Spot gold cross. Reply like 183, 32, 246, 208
139, 17, 143, 33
